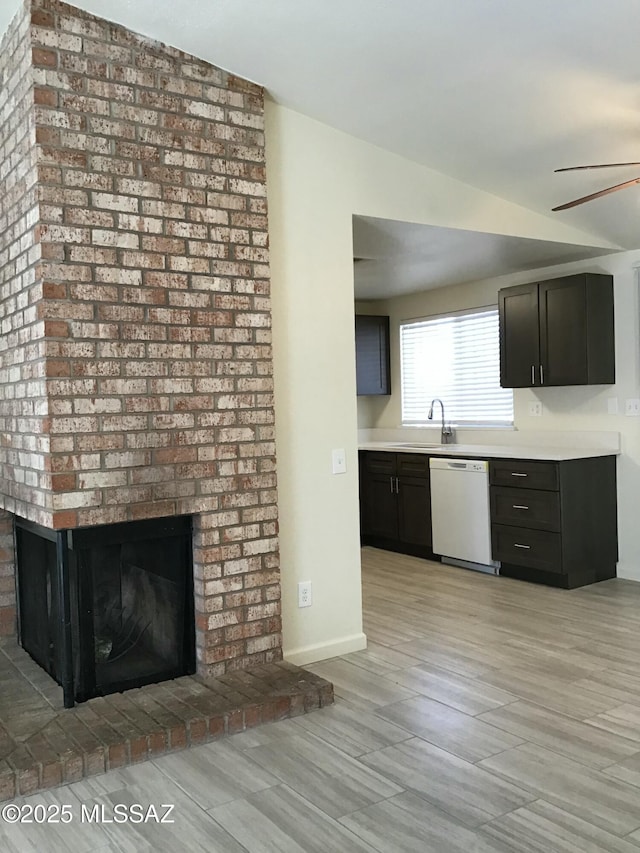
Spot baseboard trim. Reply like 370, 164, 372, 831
615, 563, 639, 582
284, 632, 367, 666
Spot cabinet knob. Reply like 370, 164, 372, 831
511, 472, 528, 477
514, 543, 531, 549
531, 365, 535, 385
512, 505, 529, 510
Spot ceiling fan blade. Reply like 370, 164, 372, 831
555, 162, 640, 172
552, 175, 640, 211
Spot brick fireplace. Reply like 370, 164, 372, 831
0, 0, 282, 683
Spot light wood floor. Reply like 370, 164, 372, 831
5, 547, 640, 851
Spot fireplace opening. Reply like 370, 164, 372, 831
15, 516, 195, 706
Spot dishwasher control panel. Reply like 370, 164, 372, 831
429, 458, 488, 473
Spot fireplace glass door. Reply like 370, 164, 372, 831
16, 516, 195, 704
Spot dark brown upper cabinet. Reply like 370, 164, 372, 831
499, 273, 615, 388
355, 314, 391, 395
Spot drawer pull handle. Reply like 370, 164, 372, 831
512, 505, 529, 510
511, 472, 528, 477
514, 543, 531, 549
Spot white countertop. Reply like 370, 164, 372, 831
358, 442, 618, 461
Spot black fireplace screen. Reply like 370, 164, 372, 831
16, 515, 195, 706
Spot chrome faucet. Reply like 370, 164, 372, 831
428, 398, 455, 444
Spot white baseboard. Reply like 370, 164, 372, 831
615, 563, 640, 583
283, 632, 367, 666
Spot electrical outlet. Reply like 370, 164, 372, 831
332, 448, 346, 474
625, 398, 640, 416
528, 401, 543, 417
297, 581, 312, 608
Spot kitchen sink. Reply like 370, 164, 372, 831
388, 442, 443, 448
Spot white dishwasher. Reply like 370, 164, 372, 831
429, 457, 500, 575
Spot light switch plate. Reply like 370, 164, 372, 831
607, 397, 619, 415
332, 448, 347, 474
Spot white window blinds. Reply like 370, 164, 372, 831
400, 307, 514, 427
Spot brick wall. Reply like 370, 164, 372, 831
0, 510, 16, 637
0, 0, 282, 673
0, 1, 41, 635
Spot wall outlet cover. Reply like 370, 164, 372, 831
625, 399, 640, 417
528, 401, 543, 417
297, 581, 312, 608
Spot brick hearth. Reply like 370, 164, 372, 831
0, 637, 333, 801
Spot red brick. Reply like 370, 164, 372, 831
148, 730, 167, 756
188, 718, 207, 744
208, 715, 224, 739
169, 724, 187, 750
34, 87, 58, 106
225, 709, 244, 735
83, 747, 106, 777
0, 608, 16, 637
108, 743, 127, 769
32, 47, 57, 67
0, 769, 16, 801
129, 736, 148, 764
60, 753, 84, 783
17, 768, 39, 796
31, 8, 55, 26
41, 760, 63, 789
51, 473, 77, 492
51, 510, 79, 529
243, 705, 262, 729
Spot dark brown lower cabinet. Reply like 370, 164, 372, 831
490, 455, 618, 589
359, 451, 432, 557
359, 449, 618, 589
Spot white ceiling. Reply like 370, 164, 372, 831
2, 0, 639, 296
352, 216, 617, 299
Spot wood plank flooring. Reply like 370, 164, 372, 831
5, 546, 640, 851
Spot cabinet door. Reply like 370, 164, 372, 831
397, 476, 431, 547
539, 275, 588, 386
355, 315, 391, 395
364, 473, 399, 540
499, 283, 540, 387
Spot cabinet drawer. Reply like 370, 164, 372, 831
490, 460, 558, 491
397, 453, 430, 478
492, 524, 562, 573
490, 487, 560, 531
361, 451, 396, 475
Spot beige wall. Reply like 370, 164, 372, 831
265, 101, 619, 664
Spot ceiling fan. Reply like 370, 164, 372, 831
553, 162, 640, 211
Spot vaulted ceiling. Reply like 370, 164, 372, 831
2, 0, 639, 294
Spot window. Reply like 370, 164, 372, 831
400, 307, 513, 427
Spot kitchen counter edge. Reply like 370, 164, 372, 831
358, 442, 619, 462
